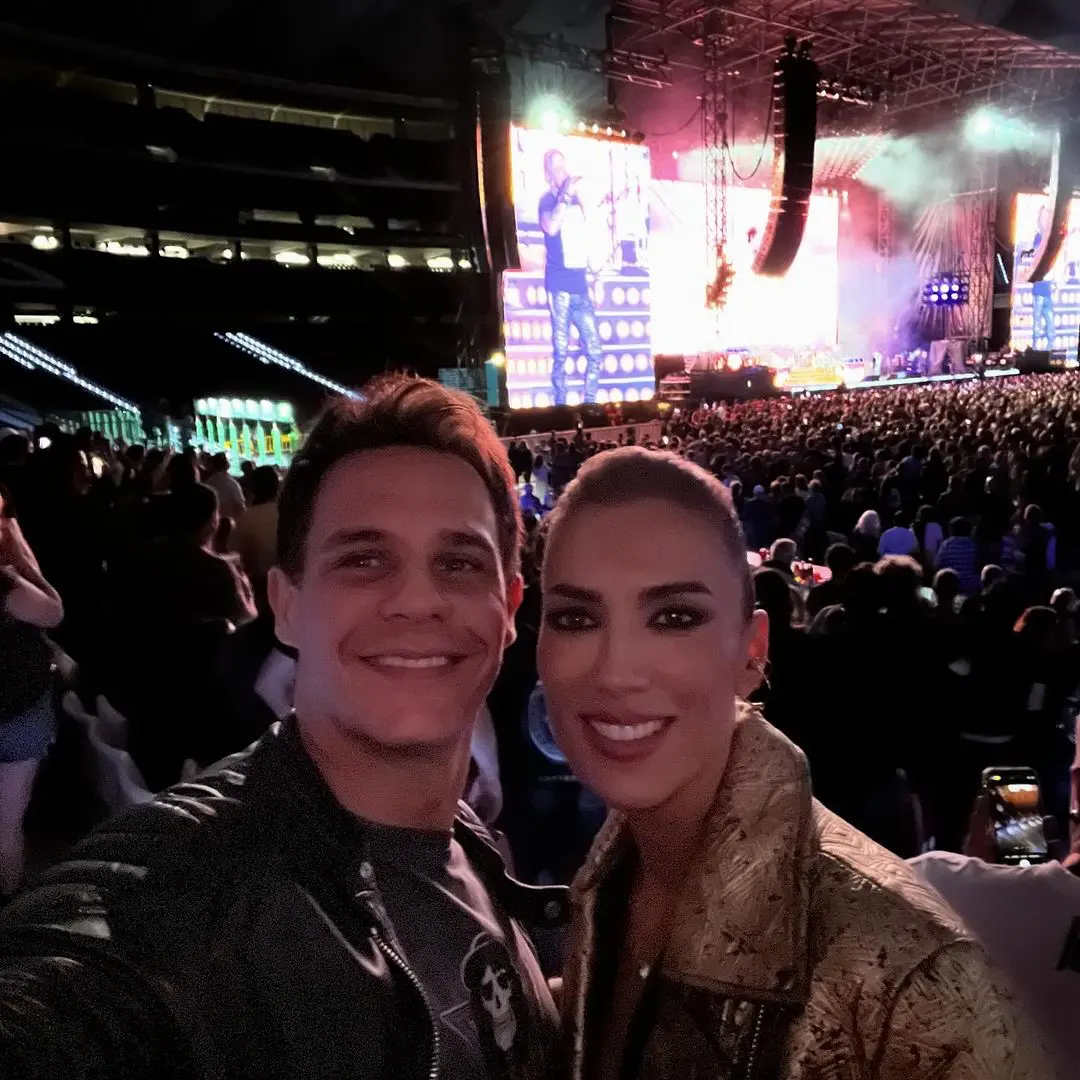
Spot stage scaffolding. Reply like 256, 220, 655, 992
911, 173, 997, 345
610, 0, 1080, 130
701, 10, 732, 367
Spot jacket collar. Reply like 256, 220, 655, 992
244, 717, 569, 929
573, 704, 814, 1005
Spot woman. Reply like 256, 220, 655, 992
913, 503, 944, 567
0, 493, 63, 897
539, 448, 1053, 1080
851, 508, 881, 564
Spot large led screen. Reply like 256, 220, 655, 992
502, 127, 653, 408
1011, 193, 1080, 361
648, 182, 840, 356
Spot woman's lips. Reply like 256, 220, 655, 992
586, 716, 666, 742
580, 713, 674, 758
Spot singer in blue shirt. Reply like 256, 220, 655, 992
1025, 205, 1056, 350
538, 150, 604, 405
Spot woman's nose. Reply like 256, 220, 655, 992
593, 631, 651, 694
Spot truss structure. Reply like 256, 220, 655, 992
611, 0, 1080, 128
701, 12, 732, 352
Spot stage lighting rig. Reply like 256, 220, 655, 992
523, 96, 642, 141
921, 273, 970, 306
816, 77, 884, 109
505, 30, 670, 90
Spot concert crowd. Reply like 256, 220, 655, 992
0, 371, 1078, 1077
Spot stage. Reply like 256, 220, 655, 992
493, 1, 1080, 418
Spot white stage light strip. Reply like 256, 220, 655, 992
3, 335, 79, 376
0, 334, 139, 412
216, 332, 360, 398
786, 369, 1024, 395
850, 372, 975, 390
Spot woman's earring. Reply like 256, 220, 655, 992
750, 657, 771, 694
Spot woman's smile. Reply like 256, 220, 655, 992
580, 712, 675, 760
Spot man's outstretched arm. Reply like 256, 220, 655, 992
0, 897, 199, 1079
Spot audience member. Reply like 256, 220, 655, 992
203, 452, 247, 522
911, 793, 1080, 1080
937, 516, 981, 594
852, 509, 881, 563
228, 464, 280, 613
0, 375, 566, 1079
878, 509, 919, 557
806, 541, 856, 615
0, 499, 63, 897
762, 537, 797, 580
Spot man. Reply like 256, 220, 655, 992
204, 451, 247, 522
762, 537, 798, 581
741, 483, 777, 552
0, 376, 567, 1080
228, 464, 281, 613
937, 515, 980, 595
911, 786, 1080, 1080
878, 509, 919, 557
806, 541, 856, 616
539, 149, 604, 405
518, 482, 542, 517
1023, 205, 1057, 350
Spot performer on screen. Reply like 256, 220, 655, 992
1021, 204, 1057, 350
539, 149, 604, 405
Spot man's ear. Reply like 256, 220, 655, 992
504, 573, 525, 648
267, 565, 300, 651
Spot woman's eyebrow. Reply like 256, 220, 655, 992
639, 582, 712, 604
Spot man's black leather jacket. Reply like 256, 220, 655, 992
0, 719, 568, 1080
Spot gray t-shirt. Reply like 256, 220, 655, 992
366, 821, 559, 1080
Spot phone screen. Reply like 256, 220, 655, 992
983, 769, 1049, 864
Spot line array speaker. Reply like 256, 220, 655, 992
752, 47, 819, 278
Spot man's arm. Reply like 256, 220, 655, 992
539, 183, 577, 237
0, 896, 199, 1079
876, 941, 1060, 1079
540, 201, 567, 237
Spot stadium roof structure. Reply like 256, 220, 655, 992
609, 0, 1080, 128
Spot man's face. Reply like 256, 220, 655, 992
547, 152, 568, 189
270, 446, 521, 754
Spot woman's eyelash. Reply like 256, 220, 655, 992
545, 608, 596, 632
650, 607, 711, 630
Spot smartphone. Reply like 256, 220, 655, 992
981, 767, 1050, 865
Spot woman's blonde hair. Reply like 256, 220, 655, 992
543, 447, 754, 620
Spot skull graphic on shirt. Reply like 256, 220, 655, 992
480, 963, 517, 1050
462, 931, 525, 1067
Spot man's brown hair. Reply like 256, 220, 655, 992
277, 375, 521, 579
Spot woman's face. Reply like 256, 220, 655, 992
538, 498, 767, 812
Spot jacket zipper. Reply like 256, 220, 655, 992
374, 931, 441, 1080
744, 1004, 766, 1080
743, 1002, 768, 1080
